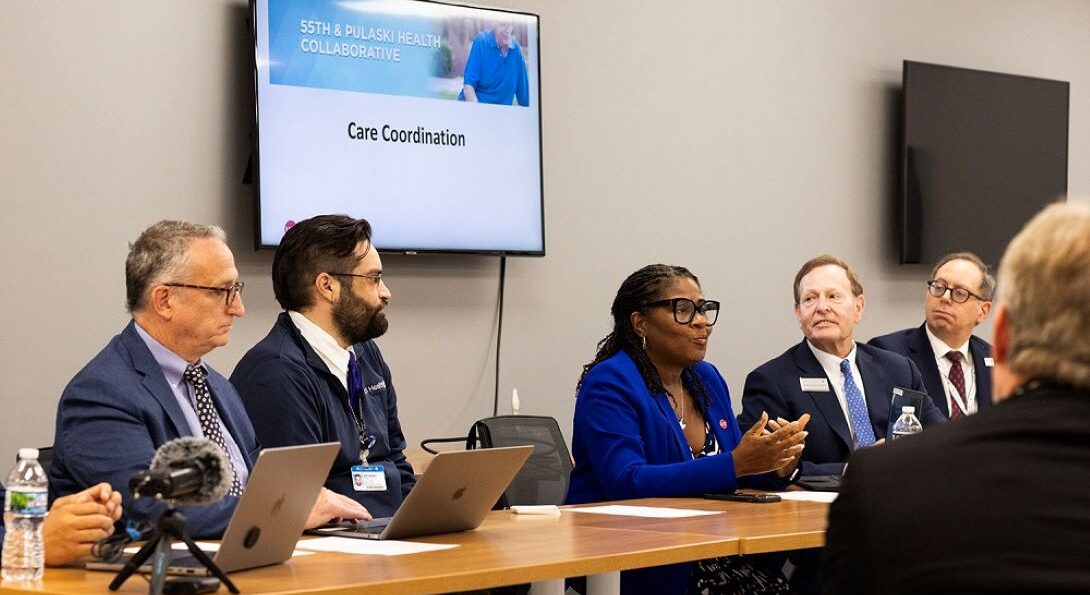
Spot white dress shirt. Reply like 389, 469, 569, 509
924, 325, 977, 415
807, 340, 866, 442
288, 310, 355, 391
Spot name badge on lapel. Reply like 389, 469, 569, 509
800, 377, 830, 392
983, 357, 995, 367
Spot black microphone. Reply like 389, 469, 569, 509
129, 437, 235, 505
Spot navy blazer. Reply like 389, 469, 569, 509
739, 340, 945, 477
230, 313, 415, 518
567, 351, 766, 595
50, 321, 259, 539
868, 324, 994, 417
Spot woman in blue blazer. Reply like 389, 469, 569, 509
567, 264, 809, 595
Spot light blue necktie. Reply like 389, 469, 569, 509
840, 359, 876, 448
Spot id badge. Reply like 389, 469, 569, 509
350, 465, 387, 492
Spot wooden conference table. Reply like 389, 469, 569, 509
0, 497, 829, 595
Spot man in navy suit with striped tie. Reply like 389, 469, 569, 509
869, 252, 995, 419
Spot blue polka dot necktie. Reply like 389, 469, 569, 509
184, 364, 243, 496
840, 359, 876, 448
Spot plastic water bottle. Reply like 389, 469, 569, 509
2, 448, 48, 582
890, 406, 923, 440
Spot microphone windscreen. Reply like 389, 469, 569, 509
149, 437, 234, 505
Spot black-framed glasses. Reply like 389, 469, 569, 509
164, 281, 244, 306
926, 280, 986, 304
329, 272, 383, 284
642, 298, 720, 326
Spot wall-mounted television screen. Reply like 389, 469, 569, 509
901, 61, 1068, 266
252, 0, 543, 255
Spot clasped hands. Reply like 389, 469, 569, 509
731, 412, 811, 478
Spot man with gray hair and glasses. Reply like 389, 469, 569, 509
869, 252, 997, 418
824, 201, 1090, 594
50, 221, 366, 538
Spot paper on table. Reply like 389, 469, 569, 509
295, 536, 458, 556
122, 542, 315, 557
774, 491, 838, 504
566, 505, 722, 518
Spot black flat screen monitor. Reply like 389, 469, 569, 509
900, 61, 1068, 266
252, 0, 543, 255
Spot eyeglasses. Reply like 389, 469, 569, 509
642, 298, 720, 326
164, 281, 244, 306
926, 280, 987, 304
329, 272, 383, 284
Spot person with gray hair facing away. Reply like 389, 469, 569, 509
50, 221, 367, 539
823, 201, 1090, 594
870, 252, 997, 418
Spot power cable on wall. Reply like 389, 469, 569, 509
419, 256, 507, 454
492, 256, 506, 417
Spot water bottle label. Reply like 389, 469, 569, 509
5, 489, 47, 516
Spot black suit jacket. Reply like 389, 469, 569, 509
739, 340, 944, 476
823, 384, 1090, 594
869, 324, 994, 417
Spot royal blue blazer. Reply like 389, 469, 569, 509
567, 350, 763, 595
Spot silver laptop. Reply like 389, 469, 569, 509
308, 445, 532, 540
87, 442, 339, 576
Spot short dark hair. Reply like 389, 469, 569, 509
930, 251, 996, 300
272, 215, 373, 311
126, 221, 226, 313
793, 254, 863, 305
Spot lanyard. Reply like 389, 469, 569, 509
941, 359, 976, 415
345, 355, 377, 465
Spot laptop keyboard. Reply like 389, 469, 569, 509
311, 517, 392, 535
356, 517, 391, 534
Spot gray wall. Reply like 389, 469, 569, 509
3, 1, 1089, 460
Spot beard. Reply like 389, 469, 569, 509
332, 288, 388, 345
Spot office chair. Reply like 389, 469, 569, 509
37, 446, 53, 476
13, 446, 52, 476
468, 415, 573, 507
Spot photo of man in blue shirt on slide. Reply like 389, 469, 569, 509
460, 20, 529, 107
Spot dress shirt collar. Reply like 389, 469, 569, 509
924, 324, 970, 362
133, 320, 204, 390
805, 340, 863, 441
288, 310, 354, 390
807, 340, 858, 371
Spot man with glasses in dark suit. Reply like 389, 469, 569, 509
869, 252, 995, 419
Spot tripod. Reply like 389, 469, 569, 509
109, 506, 239, 595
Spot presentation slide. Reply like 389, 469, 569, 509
255, 0, 543, 253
